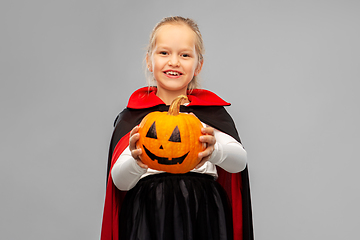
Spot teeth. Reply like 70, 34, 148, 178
166, 71, 180, 76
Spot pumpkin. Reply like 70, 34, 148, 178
136, 95, 205, 174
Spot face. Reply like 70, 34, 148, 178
147, 24, 203, 94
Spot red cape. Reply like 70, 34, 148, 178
101, 87, 253, 240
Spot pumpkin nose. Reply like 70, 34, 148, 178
159, 145, 164, 149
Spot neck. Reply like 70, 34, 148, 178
156, 88, 189, 105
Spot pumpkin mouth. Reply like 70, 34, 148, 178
143, 145, 189, 165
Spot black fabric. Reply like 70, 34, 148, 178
119, 172, 233, 240
107, 104, 254, 240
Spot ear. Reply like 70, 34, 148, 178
146, 53, 153, 72
194, 59, 204, 76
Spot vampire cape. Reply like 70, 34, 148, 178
101, 87, 254, 240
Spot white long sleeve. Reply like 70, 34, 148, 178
111, 147, 147, 191
207, 129, 247, 173
111, 126, 247, 191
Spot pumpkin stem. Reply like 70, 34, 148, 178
168, 95, 188, 116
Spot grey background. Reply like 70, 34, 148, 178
1, 0, 359, 239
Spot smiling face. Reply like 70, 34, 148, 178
146, 24, 203, 98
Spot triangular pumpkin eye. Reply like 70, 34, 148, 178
146, 121, 157, 139
168, 126, 181, 142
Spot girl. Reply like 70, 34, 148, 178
101, 16, 254, 240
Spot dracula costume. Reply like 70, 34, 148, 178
101, 87, 254, 240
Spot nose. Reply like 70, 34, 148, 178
168, 56, 180, 67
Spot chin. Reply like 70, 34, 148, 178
157, 83, 190, 92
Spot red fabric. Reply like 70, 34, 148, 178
101, 132, 130, 240
217, 168, 243, 240
232, 172, 243, 240
127, 87, 230, 109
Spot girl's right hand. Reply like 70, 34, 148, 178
129, 126, 148, 169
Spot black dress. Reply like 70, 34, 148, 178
119, 172, 233, 240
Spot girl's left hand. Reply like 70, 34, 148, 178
196, 126, 216, 169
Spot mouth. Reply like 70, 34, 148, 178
143, 145, 189, 165
164, 70, 182, 77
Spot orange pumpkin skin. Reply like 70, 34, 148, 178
136, 95, 205, 174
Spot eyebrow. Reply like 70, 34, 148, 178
155, 45, 195, 52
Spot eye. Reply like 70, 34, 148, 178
168, 126, 181, 142
146, 121, 157, 139
159, 51, 168, 55
181, 53, 190, 58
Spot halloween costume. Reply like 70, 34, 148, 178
101, 87, 254, 240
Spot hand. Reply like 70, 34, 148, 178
129, 126, 148, 169
196, 126, 216, 169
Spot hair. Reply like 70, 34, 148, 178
145, 16, 204, 90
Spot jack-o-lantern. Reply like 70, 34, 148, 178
136, 95, 205, 174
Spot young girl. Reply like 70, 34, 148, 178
101, 16, 254, 240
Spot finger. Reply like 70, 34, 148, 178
198, 145, 214, 159
131, 148, 142, 160
129, 133, 140, 151
199, 135, 216, 146
136, 159, 148, 169
129, 125, 140, 150
201, 126, 214, 135
130, 125, 139, 136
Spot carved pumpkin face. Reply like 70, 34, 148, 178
136, 95, 205, 173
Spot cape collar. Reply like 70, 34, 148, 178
127, 87, 230, 109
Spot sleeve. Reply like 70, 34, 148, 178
208, 129, 247, 173
111, 146, 147, 191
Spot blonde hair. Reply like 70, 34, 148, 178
145, 16, 204, 90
